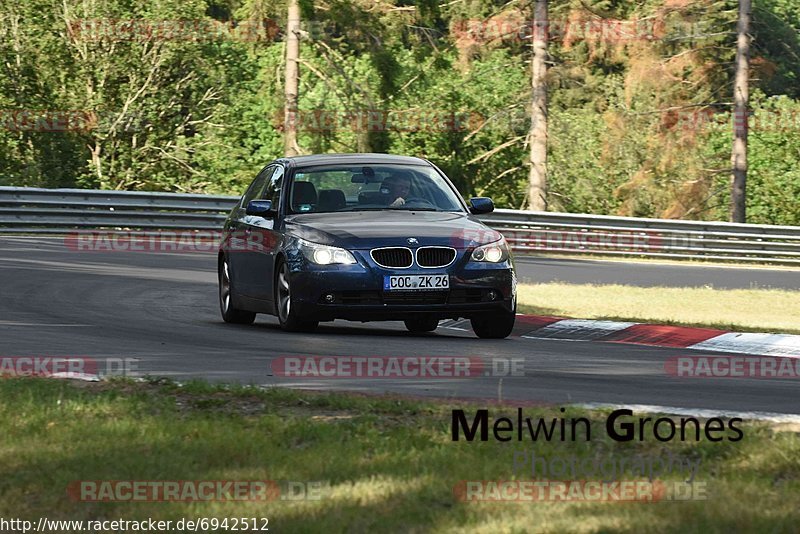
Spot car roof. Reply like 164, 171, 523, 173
280, 153, 431, 168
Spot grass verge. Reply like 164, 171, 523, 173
0, 377, 798, 533
517, 282, 800, 334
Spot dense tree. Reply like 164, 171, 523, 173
527, 0, 548, 211
0, 0, 798, 225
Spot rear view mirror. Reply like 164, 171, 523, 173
351, 168, 381, 183
468, 197, 494, 215
245, 199, 275, 218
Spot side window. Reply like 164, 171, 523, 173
261, 165, 284, 210
240, 165, 274, 208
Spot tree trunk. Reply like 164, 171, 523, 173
284, 0, 301, 156
730, 0, 750, 223
527, 0, 548, 211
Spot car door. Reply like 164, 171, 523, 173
229, 165, 273, 298
240, 164, 285, 302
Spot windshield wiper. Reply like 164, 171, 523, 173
339, 207, 394, 211
341, 206, 442, 212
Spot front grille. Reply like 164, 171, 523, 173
371, 247, 413, 268
382, 291, 448, 305
416, 247, 456, 268
447, 288, 484, 304
342, 291, 382, 305
322, 289, 493, 306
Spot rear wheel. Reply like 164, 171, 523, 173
470, 309, 515, 339
404, 317, 440, 333
219, 255, 256, 324
275, 261, 318, 332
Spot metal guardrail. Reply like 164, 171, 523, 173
2, 186, 799, 264
480, 210, 800, 265
0, 187, 236, 232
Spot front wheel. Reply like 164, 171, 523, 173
470, 310, 515, 339
219, 255, 256, 324
404, 317, 439, 333
275, 261, 318, 332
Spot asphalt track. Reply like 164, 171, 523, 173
1, 236, 798, 416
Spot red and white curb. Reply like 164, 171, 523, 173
443, 315, 800, 358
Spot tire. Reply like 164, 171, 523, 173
275, 260, 318, 332
404, 317, 440, 333
219, 255, 256, 325
470, 309, 515, 339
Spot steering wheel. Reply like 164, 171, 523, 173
402, 197, 436, 208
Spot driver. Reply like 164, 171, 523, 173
380, 174, 412, 207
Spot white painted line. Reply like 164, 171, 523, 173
440, 319, 471, 331
689, 333, 800, 358
524, 319, 636, 341
578, 402, 800, 423
50, 372, 101, 382
0, 321, 92, 327
520, 336, 593, 343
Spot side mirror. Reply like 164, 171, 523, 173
245, 199, 275, 218
468, 197, 494, 215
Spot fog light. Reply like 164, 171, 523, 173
324, 293, 336, 303
487, 290, 498, 301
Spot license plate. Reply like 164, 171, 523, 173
384, 274, 449, 291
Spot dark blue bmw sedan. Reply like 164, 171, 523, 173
218, 153, 516, 338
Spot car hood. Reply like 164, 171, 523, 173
284, 211, 501, 249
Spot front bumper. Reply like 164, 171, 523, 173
287, 249, 515, 322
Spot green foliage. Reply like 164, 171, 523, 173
0, 0, 798, 225
752, 0, 800, 98
706, 92, 800, 225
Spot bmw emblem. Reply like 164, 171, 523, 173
407, 238, 418, 245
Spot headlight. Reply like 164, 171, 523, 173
298, 238, 357, 265
470, 237, 509, 263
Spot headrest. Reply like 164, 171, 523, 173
318, 189, 346, 211
292, 181, 318, 209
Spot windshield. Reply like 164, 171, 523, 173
288, 164, 465, 214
